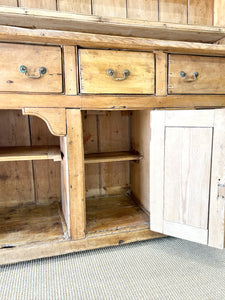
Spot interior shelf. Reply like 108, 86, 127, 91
0, 146, 62, 162
86, 194, 149, 236
0, 202, 67, 248
84, 151, 143, 164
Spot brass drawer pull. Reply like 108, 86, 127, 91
19, 65, 47, 79
180, 71, 199, 82
107, 69, 130, 81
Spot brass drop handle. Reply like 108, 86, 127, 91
107, 69, 130, 81
19, 65, 47, 79
180, 71, 199, 82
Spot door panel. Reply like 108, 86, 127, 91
164, 127, 212, 229
150, 109, 225, 248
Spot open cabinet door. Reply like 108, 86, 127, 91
150, 109, 225, 249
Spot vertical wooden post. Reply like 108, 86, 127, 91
208, 109, 225, 249
63, 45, 78, 95
155, 51, 167, 96
61, 109, 85, 240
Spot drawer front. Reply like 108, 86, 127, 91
168, 54, 225, 94
0, 43, 62, 93
79, 49, 155, 94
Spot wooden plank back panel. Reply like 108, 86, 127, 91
214, 0, 225, 26
127, 0, 158, 21
29, 116, 61, 205
18, 0, 56, 9
0, 0, 17, 5
0, 110, 35, 208
58, 0, 91, 14
99, 111, 130, 196
93, 0, 127, 18
159, 0, 188, 24
82, 112, 100, 198
188, 0, 213, 26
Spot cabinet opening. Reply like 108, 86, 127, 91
82, 110, 152, 236
0, 110, 68, 249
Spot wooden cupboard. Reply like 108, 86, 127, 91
0, 24, 224, 264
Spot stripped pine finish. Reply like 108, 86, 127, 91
86, 195, 149, 234
63, 109, 86, 240
0, 0, 222, 28
0, 202, 65, 248
127, 0, 158, 21
98, 111, 130, 196
84, 151, 142, 164
79, 49, 155, 94
28, 117, 61, 205
150, 109, 225, 248
131, 111, 151, 213
214, 0, 225, 26
0, 43, 62, 93
92, 0, 127, 18
168, 55, 225, 94
0, 10, 225, 43
58, 0, 91, 14
0, 0, 17, 5
82, 112, 100, 198
18, 0, 56, 10
188, 0, 214, 26
0, 146, 61, 162
0, 0, 224, 265
159, 0, 188, 24
0, 111, 35, 208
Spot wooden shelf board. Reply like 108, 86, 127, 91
0, 7, 225, 43
0, 146, 61, 162
86, 194, 150, 236
0, 202, 66, 248
84, 151, 142, 164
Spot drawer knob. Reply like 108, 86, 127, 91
107, 69, 130, 81
180, 71, 199, 82
19, 65, 47, 79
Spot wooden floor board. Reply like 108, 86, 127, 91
0, 202, 65, 248
86, 194, 150, 235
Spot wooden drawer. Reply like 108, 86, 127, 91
0, 43, 62, 93
79, 49, 155, 94
168, 54, 225, 94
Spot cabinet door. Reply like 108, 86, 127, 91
150, 109, 225, 248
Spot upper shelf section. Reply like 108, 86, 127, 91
0, 7, 225, 43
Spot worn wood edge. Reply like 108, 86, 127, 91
1, 26, 225, 56
22, 107, 67, 136
0, 7, 225, 43
0, 228, 164, 265
0, 145, 61, 162
0, 94, 225, 110
66, 109, 86, 240
214, 37, 225, 45
84, 151, 143, 164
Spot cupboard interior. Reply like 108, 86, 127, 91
83, 110, 151, 236
0, 110, 67, 249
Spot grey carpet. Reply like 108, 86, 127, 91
0, 237, 224, 300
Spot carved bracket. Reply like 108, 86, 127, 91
22, 107, 66, 136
